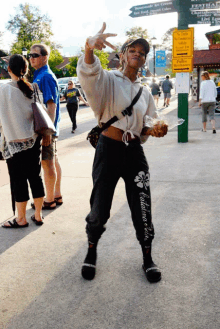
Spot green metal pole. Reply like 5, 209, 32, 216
177, 5, 189, 143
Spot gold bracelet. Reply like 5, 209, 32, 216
85, 37, 93, 50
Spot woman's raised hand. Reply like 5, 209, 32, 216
86, 22, 117, 51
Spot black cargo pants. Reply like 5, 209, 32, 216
85, 134, 154, 246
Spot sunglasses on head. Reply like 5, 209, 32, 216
28, 53, 41, 58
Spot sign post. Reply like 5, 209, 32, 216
129, 0, 220, 143
176, 0, 192, 143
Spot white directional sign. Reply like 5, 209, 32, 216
190, 2, 220, 10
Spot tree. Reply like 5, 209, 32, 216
0, 31, 3, 47
0, 32, 7, 57
48, 49, 63, 77
78, 48, 110, 71
125, 26, 151, 45
7, 3, 53, 53
161, 27, 176, 51
66, 57, 78, 77
93, 49, 109, 70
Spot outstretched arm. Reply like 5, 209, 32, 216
84, 22, 117, 64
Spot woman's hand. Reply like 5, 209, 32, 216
42, 135, 51, 146
86, 22, 117, 51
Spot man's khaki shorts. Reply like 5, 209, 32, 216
42, 136, 57, 161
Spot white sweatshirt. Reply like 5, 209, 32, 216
0, 81, 37, 158
77, 55, 156, 143
199, 80, 217, 103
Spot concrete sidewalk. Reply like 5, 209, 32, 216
0, 103, 220, 329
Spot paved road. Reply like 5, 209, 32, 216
0, 95, 220, 329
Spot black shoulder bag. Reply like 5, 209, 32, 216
87, 86, 143, 148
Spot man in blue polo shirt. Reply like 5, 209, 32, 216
30, 44, 63, 210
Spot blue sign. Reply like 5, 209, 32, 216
156, 50, 166, 67
142, 69, 146, 76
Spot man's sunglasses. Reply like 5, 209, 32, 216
28, 53, 41, 59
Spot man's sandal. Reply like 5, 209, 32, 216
54, 196, 63, 206
31, 200, 56, 210
2, 218, 29, 228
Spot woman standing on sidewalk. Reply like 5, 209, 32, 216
0, 54, 45, 228
77, 23, 168, 283
60, 80, 88, 133
199, 71, 217, 133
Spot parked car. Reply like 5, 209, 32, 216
57, 77, 86, 101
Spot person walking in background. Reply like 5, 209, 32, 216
162, 75, 173, 107
150, 78, 160, 107
198, 71, 217, 133
77, 23, 168, 284
29, 44, 63, 210
0, 54, 45, 228
60, 80, 88, 133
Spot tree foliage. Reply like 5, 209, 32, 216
66, 49, 110, 78
0, 31, 3, 47
48, 49, 63, 76
66, 57, 78, 77
125, 27, 151, 45
93, 49, 109, 70
161, 27, 176, 51
7, 3, 53, 52
0, 32, 7, 57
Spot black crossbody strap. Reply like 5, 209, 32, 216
122, 86, 143, 116
99, 86, 143, 133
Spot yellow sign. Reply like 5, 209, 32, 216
172, 58, 193, 73
173, 28, 194, 58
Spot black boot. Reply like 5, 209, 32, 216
141, 245, 161, 283
81, 241, 98, 280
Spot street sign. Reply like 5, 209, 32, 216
190, 2, 220, 10
172, 28, 194, 57
188, 10, 220, 24
155, 50, 166, 67
129, 1, 176, 17
190, 0, 219, 3
172, 58, 193, 72
142, 69, 146, 76
176, 73, 190, 94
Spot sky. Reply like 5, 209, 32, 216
0, 0, 219, 58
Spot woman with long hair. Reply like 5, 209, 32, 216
0, 54, 45, 228
77, 23, 168, 283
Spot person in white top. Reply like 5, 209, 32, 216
0, 54, 45, 228
77, 22, 168, 283
198, 71, 217, 133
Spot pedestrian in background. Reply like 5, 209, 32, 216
77, 23, 168, 284
0, 54, 45, 228
60, 80, 88, 133
198, 71, 217, 133
162, 75, 173, 107
150, 78, 160, 107
29, 44, 63, 210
